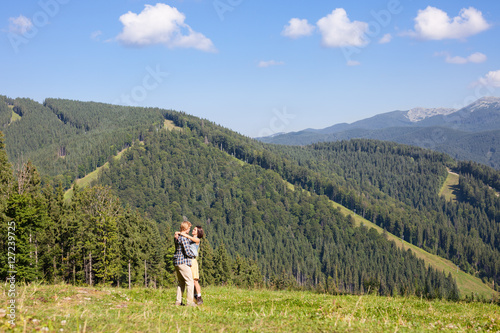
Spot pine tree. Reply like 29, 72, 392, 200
0, 131, 11, 198
233, 255, 263, 288
82, 186, 121, 285
38, 182, 65, 282
164, 245, 176, 285
120, 207, 145, 287
213, 243, 232, 285
198, 238, 216, 286
6, 161, 49, 281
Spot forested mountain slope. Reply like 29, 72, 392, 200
0, 96, 165, 186
0, 126, 459, 299
261, 126, 500, 170
97, 129, 462, 296
152, 109, 499, 292
263, 141, 500, 285
1, 96, 498, 298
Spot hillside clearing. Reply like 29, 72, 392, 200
164, 119, 182, 131
9, 105, 21, 124
2, 284, 498, 332
439, 170, 460, 202
64, 164, 109, 201
63, 143, 140, 200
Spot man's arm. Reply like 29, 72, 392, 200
180, 232, 200, 244
179, 235, 196, 258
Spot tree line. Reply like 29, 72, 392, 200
97, 125, 460, 299
0, 131, 262, 289
0, 129, 460, 299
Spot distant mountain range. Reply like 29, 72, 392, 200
258, 97, 500, 169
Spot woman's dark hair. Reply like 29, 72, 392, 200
196, 226, 204, 239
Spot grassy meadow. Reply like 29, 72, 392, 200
439, 171, 460, 202
1, 283, 499, 332
9, 106, 22, 124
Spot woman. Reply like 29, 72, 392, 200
177, 225, 204, 304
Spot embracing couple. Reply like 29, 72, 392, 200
173, 220, 204, 306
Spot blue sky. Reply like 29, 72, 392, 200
1, 0, 500, 137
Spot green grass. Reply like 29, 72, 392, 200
63, 144, 139, 201
164, 119, 182, 131
64, 164, 109, 201
9, 106, 21, 124
439, 170, 460, 202
1, 283, 498, 332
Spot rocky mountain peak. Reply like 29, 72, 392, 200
405, 107, 456, 122
465, 96, 500, 112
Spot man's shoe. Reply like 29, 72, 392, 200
197, 296, 204, 305
174, 302, 182, 306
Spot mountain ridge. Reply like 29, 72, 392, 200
405, 107, 457, 122
259, 96, 500, 169
1, 95, 499, 298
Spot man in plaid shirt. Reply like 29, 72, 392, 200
174, 221, 197, 306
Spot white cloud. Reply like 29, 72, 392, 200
258, 60, 284, 68
90, 30, 103, 41
8, 15, 33, 34
408, 6, 490, 40
477, 70, 500, 88
347, 60, 361, 66
446, 55, 468, 64
116, 3, 216, 52
316, 8, 369, 48
468, 52, 487, 63
379, 33, 392, 44
436, 51, 487, 64
282, 18, 315, 39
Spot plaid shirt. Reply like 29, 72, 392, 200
173, 235, 196, 266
